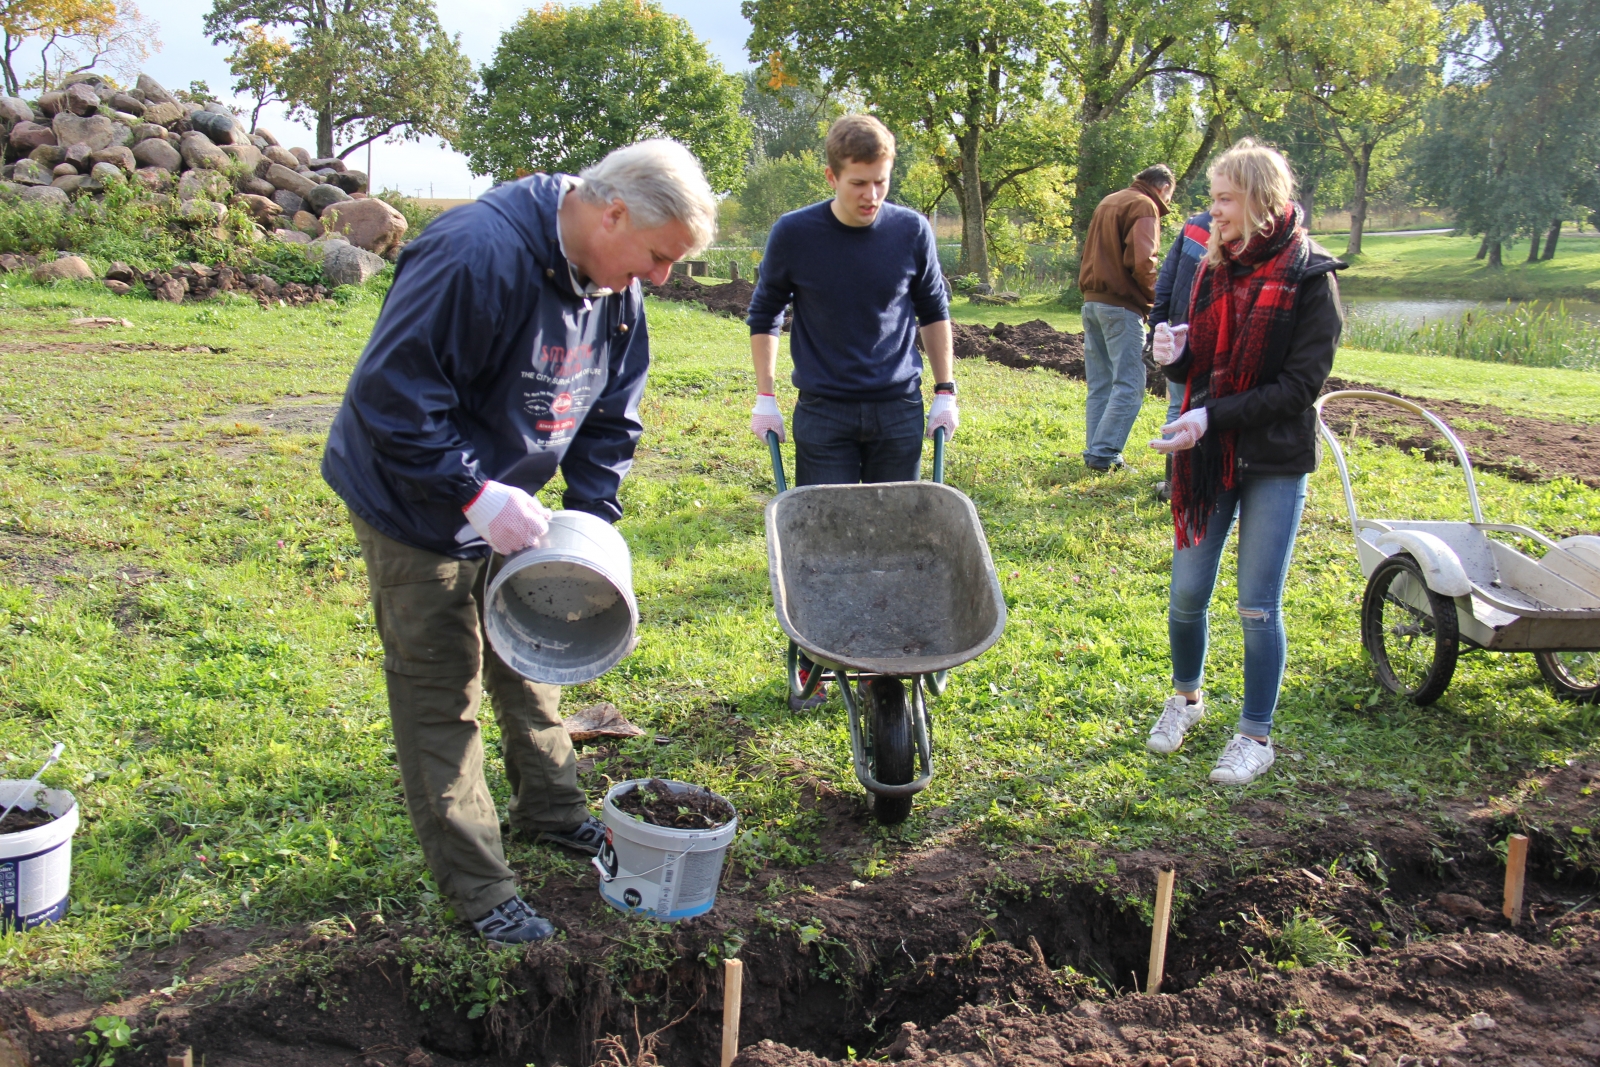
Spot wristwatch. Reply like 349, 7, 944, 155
934, 381, 957, 396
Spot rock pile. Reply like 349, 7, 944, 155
0, 71, 407, 261
0, 250, 331, 305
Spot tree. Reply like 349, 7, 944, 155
225, 21, 289, 132
736, 150, 831, 234
1253, 0, 1449, 256
459, 0, 750, 192
747, 0, 1069, 283
1, 0, 116, 95
740, 69, 838, 161
205, 0, 472, 160
1412, 0, 1600, 266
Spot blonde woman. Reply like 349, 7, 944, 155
1143, 139, 1345, 785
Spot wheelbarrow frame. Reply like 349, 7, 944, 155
764, 428, 1006, 803
1315, 389, 1600, 700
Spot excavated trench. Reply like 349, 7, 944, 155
9, 766, 1600, 1067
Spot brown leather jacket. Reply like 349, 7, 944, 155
1077, 180, 1170, 316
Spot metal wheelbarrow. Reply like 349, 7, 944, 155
763, 428, 1007, 822
1317, 389, 1600, 704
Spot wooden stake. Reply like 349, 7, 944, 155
1146, 868, 1176, 995
167, 1050, 193, 1067
720, 958, 744, 1067
1503, 834, 1529, 926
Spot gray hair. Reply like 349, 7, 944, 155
577, 139, 717, 255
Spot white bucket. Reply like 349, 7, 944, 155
0, 783, 78, 931
484, 510, 639, 685
593, 779, 737, 922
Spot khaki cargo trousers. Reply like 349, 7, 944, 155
351, 512, 590, 921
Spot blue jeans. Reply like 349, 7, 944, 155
793, 393, 924, 486
1169, 474, 1308, 736
1081, 301, 1148, 467
1166, 378, 1185, 426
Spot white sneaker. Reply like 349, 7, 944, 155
1147, 694, 1205, 754
1209, 734, 1276, 785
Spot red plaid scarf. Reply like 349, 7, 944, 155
1172, 203, 1309, 547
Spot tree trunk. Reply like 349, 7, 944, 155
1541, 217, 1561, 260
1299, 183, 1317, 231
957, 128, 990, 283
1475, 235, 1490, 260
1344, 145, 1372, 257
317, 106, 334, 159
1526, 229, 1542, 262
1486, 240, 1503, 270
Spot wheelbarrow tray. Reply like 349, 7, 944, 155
1355, 518, 1600, 651
765, 480, 1006, 675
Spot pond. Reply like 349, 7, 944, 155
1344, 296, 1600, 326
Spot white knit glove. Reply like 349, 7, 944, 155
1152, 323, 1189, 366
927, 393, 959, 439
1150, 407, 1209, 454
463, 480, 552, 555
751, 393, 785, 443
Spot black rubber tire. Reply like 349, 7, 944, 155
867, 677, 914, 824
1361, 553, 1460, 705
1535, 650, 1600, 703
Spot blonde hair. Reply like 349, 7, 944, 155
578, 139, 718, 255
1205, 138, 1297, 265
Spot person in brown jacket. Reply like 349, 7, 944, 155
1077, 164, 1174, 470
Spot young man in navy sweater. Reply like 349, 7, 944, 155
746, 115, 957, 485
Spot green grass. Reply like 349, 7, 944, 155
1343, 301, 1600, 371
1337, 232, 1600, 301
948, 294, 1083, 333
1333, 345, 1600, 420
1, 279, 1597, 994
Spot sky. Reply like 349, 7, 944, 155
129, 1, 756, 199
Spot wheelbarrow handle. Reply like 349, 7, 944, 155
766, 430, 787, 494
767, 424, 945, 491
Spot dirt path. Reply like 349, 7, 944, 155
4, 761, 1597, 1067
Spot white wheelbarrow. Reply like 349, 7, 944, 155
1317, 389, 1600, 704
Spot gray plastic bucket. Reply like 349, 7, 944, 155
593, 779, 737, 922
484, 510, 639, 685
0, 783, 78, 931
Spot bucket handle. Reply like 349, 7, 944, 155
590, 839, 725, 884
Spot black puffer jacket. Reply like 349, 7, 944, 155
1162, 239, 1345, 476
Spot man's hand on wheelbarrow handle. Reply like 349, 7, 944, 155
927, 390, 958, 440
751, 393, 785, 443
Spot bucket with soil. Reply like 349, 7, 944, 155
0, 782, 79, 931
594, 778, 737, 922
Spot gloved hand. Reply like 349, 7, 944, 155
927, 393, 959, 439
1150, 407, 1209, 454
463, 480, 552, 555
1151, 323, 1189, 366
751, 393, 785, 443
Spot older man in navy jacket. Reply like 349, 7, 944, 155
323, 140, 715, 944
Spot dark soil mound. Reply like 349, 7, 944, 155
612, 778, 733, 829
0, 807, 54, 834
952, 319, 1168, 395
642, 276, 760, 319
1320, 376, 1600, 489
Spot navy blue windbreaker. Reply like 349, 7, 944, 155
322, 174, 649, 558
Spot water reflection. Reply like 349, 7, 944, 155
1344, 296, 1600, 326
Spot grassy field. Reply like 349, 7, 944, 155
1337, 232, 1600, 301
1, 279, 1598, 1001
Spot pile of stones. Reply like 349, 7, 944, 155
0, 251, 332, 306
0, 71, 406, 282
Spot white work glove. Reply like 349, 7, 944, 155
1151, 323, 1189, 366
751, 393, 785, 443
927, 393, 959, 439
1150, 407, 1209, 454
463, 480, 552, 555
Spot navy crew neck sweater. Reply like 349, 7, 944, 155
746, 200, 949, 402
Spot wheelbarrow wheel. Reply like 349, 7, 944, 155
1361, 553, 1459, 705
866, 677, 914, 824
1535, 651, 1600, 703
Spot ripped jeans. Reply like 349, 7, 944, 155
1168, 473, 1308, 736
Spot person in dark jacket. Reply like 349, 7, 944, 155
1149, 210, 1212, 500
1145, 139, 1344, 786
321, 140, 716, 943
